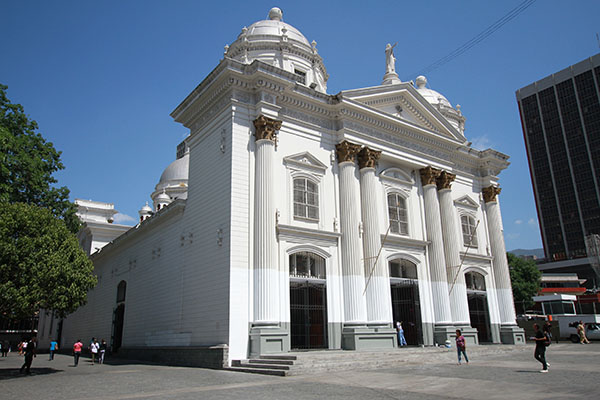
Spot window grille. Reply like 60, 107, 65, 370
289, 252, 326, 279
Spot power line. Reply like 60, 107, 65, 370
405, 0, 537, 80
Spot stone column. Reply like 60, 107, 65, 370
437, 171, 477, 343
336, 141, 368, 325
420, 166, 454, 344
358, 147, 393, 325
249, 115, 289, 355
336, 141, 395, 350
483, 186, 525, 345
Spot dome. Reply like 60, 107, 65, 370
155, 190, 171, 202
225, 8, 328, 93
158, 153, 189, 186
243, 8, 311, 47
415, 76, 452, 108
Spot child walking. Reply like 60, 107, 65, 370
455, 329, 469, 365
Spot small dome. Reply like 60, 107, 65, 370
139, 202, 153, 214
156, 190, 171, 202
415, 75, 452, 108
158, 153, 189, 186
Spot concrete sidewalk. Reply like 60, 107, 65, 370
1, 343, 597, 399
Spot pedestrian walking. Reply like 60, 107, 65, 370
455, 329, 469, 365
577, 321, 590, 344
1, 340, 8, 357
49, 338, 59, 361
396, 321, 407, 346
73, 339, 83, 366
19, 337, 36, 375
90, 338, 99, 365
99, 339, 107, 364
532, 323, 549, 373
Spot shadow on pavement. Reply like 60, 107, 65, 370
0, 367, 63, 380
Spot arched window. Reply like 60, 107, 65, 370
465, 271, 486, 291
387, 193, 408, 235
389, 259, 418, 279
293, 178, 319, 220
116, 281, 127, 303
461, 215, 478, 247
289, 252, 326, 279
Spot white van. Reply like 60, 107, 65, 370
557, 315, 600, 342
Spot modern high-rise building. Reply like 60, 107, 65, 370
516, 53, 600, 286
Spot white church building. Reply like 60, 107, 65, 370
37, 8, 524, 367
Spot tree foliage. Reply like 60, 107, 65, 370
0, 203, 97, 319
508, 252, 541, 312
0, 84, 79, 233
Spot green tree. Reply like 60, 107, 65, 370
0, 84, 79, 233
0, 203, 97, 319
508, 252, 541, 313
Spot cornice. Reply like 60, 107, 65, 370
459, 251, 493, 263
277, 224, 341, 243
91, 200, 186, 262
338, 101, 462, 156
382, 234, 429, 250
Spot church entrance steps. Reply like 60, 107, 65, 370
227, 345, 527, 376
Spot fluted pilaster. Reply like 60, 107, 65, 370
437, 171, 471, 326
420, 167, 453, 325
358, 148, 392, 323
483, 186, 517, 325
337, 141, 368, 324
253, 115, 281, 324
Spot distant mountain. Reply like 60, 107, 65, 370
508, 248, 545, 259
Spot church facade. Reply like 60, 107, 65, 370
37, 8, 524, 366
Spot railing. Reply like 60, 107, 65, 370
0, 316, 39, 333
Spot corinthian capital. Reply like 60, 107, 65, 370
482, 186, 502, 203
253, 115, 282, 142
436, 170, 456, 190
335, 140, 361, 164
419, 166, 441, 186
357, 147, 381, 169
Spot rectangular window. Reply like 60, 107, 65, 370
293, 178, 319, 221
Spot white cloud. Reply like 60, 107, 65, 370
470, 135, 492, 151
528, 218, 537, 227
514, 219, 523, 225
113, 213, 136, 224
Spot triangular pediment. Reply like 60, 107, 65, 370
454, 195, 479, 209
283, 152, 327, 174
341, 84, 466, 143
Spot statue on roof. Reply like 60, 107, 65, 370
385, 43, 397, 74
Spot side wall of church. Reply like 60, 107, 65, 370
180, 106, 234, 346
61, 210, 188, 348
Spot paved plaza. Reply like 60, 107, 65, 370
1, 343, 597, 399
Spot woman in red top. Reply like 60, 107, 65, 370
455, 329, 469, 365
73, 339, 83, 367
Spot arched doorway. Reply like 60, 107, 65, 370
289, 252, 328, 350
389, 259, 422, 345
465, 271, 491, 343
112, 281, 126, 352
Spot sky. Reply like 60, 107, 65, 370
2, 0, 599, 251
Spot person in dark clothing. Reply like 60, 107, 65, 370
20, 337, 36, 375
532, 323, 548, 373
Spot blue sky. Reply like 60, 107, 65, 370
2, 0, 599, 251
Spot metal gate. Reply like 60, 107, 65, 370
290, 281, 328, 350
390, 280, 422, 345
468, 291, 491, 343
